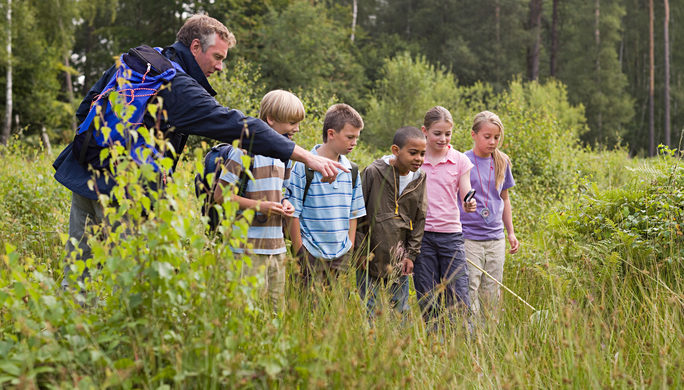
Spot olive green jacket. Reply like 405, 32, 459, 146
355, 158, 427, 278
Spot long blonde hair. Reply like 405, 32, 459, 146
472, 111, 511, 189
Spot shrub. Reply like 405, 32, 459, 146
547, 149, 683, 288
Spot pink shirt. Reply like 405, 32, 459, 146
422, 146, 474, 233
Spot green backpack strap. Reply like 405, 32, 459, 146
301, 162, 358, 204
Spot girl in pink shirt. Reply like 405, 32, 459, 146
413, 106, 477, 326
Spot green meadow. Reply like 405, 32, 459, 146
1, 76, 682, 388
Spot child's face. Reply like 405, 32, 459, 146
422, 120, 453, 153
471, 121, 501, 157
326, 123, 361, 156
267, 118, 301, 140
392, 137, 427, 175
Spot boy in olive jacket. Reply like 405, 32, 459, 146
355, 126, 427, 315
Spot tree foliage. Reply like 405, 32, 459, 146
0, 0, 682, 152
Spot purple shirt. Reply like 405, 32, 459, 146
459, 150, 515, 240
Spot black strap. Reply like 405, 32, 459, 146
350, 162, 359, 188
302, 167, 315, 204
77, 127, 93, 165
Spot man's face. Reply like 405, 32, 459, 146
190, 33, 229, 77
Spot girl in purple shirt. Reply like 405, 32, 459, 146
413, 106, 477, 326
460, 111, 519, 321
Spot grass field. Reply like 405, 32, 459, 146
0, 139, 682, 389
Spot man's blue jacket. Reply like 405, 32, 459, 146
53, 41, 295, 200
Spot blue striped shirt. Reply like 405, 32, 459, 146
288, 145, 366, 259
219, 148, 290, 255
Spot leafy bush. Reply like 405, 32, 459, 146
547, 150, 683, 287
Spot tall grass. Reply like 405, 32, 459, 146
0, 136, 682, 388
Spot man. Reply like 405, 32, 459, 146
54, 14, 343, 281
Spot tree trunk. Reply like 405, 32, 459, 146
595, 0, 602, 134
406, 0, 412, 37
663, 0, 670, 147
41, 125, 52, 154
64, 54, 77, 131
550, 0, 559, 77
495, 0, 501, 46
495, 0, 501, 84
82, 23, 95, 96
526, 0, 543, 81
649, 0, 655, 156
2, 0, 12, 146
350, 0, 357, 43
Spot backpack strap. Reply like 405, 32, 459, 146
302, 167, 315, 204
237, 157, 255, 197
350, 162, 359, 189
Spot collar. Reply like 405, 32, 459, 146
425, 145, 458, 165
380, 154, 422, 176
312, 144, 352, 169
164, 41, 217, 96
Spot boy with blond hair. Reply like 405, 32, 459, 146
288, 104, 366, 287
214, 89, 305, 309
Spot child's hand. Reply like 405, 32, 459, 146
508, 233, 520, 254
281, 199, 295, 217
463, 199, 477, 213
401, 258, 414, 275
258, 201, 287, 216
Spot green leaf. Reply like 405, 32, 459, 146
155, 262, 174, 280
0, 361, 21, 377
12, 283, 25, 300
4, 243, 16, 255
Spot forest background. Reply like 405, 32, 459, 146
0, 0, 682, 153
0, 0, 682, 388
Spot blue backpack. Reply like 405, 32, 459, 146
72, 45, 184, 171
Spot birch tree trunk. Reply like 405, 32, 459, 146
663, 0, 671, 147
65, 54, 77, 131
41, 125, 52, 154
2, 0, 12, 146
350, 0, 357, 43
649, 0, 655, 156
595, 0, 602, 134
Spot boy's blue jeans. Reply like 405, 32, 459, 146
356, 268, 409, 316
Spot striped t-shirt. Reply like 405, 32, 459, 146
288, 145, 366, 259
219, 148, 291, 255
